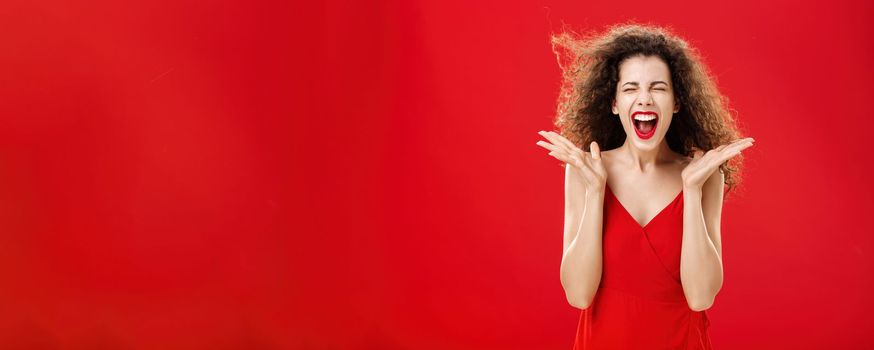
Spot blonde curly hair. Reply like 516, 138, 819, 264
550, 22, 749, 196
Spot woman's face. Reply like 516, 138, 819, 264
611, 54, 679, 150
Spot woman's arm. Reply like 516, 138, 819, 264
536, 131, 607, 310
680, 169, 725, 311
679, 138, 751, 310
560, 165, 606, 310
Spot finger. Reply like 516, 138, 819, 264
716, 141, 753, 163
548, 151, 572, 165
539, 131, 572, 153
536, 140, 561, 152
715, 144, 728, 152
550, 150, 578, 166
723, 139, 754, 154
714, 138, 749, 153
590, 141, 601, 160
547, 131, 582, 152
724, 137, 754, 149
734, 140, 755, 152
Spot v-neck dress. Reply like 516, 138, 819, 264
573, 185, 712, 350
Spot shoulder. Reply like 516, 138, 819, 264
599, 148, 617, 158
673, 152, 694, 173
598, 148, 617, 166
678, 154, 693, 166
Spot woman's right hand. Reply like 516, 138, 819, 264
536, 131, 607, 192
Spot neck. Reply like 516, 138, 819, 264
618, 138, 674, 173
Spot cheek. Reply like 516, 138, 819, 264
615, 96, 633, 109
659, 115, 673, 131
660, 94, 676, 107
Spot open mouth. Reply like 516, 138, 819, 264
632, 112, 658, 140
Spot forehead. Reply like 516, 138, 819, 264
617, 55, 671, 82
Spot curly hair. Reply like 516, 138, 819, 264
550, 22, 748, 196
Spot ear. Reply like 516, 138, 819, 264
673, 101, 680, 114
612, 99, 618, 115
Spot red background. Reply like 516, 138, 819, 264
0, 0, 871, 349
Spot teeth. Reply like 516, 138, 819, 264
633, 114, 657, 121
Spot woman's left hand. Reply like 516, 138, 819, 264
682, 137, 755, 189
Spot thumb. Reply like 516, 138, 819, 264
590, 141, 601, 160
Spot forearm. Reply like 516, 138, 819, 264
680, 186, 723, 311
560, 188, 605, 309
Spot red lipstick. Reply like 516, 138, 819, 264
631, 111, 658, 140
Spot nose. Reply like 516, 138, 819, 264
636, 90, 653, 106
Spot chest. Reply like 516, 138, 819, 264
604, 173, 684, 229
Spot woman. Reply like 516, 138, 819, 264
535, 23, 754, 349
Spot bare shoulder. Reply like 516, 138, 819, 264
599, 148, 617, 156
598, 148, 619, 170
599, 148, 619, 162
677, 153, 693, 166
669, 151, 692, 172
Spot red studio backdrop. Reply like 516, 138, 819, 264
0, 0, 871, 349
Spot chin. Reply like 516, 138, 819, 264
628, 131, 664, 149
633, 139, 659, 151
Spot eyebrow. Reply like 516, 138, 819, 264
621, 81, 669, 87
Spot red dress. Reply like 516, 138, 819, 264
573, 185, 712, 350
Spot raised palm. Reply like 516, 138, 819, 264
682, 137, 754, 189
536, 131, 607, 190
